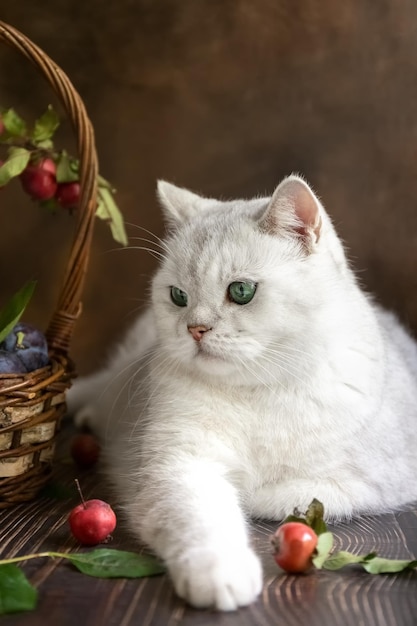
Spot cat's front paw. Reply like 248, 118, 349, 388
168, 545, 262, 611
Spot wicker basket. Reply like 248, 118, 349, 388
0, 21, 98, 507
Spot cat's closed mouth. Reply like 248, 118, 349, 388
195, 344, 223, 360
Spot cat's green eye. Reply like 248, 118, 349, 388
228, 281, 257, 305
170, 286, 188, 307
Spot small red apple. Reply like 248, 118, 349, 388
69, 498, 117, 545
70, 433, 100, 469
55, 181, 80, 210
20, 157, 57, 200
69, 479, 117, 546
37, 157, 57, 176
271, 522, 318, 573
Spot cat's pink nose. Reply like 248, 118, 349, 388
188, 325, 211, 341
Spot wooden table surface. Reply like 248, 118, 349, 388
2, 418, 417, 626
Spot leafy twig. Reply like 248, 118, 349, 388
0, 105, 127, 245
0, 548, 165, 615
281, 499, 417, 575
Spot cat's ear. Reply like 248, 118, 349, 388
259, 175, 323, 250
157, 180, 215, 226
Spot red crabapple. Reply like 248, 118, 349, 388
271, 522, 318, 574
69, 479, 117, 546
55, 181, 80, 209
20, 157, 57, 200
69, 499, 116, 545
70, 433, 101, 469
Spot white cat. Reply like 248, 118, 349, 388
68, 175, 417, 611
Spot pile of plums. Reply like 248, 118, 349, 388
0, 322, 49, 374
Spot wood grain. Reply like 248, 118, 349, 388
1, 418, 417, 625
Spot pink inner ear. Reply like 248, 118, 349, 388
282, 179, 322, 242
259, 177, 323, 245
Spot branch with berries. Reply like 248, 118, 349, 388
0, 105, 127, 246
0, 105, 128, 372
271, 499, 417, 575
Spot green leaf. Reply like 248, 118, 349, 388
305, 498, 328, 535
97, 187, 128, 246
362, 557, 417, 574
311, 517, 328, 535
63, 549, 165, 578
56, 150, 80, 183
282, 499, 328, 536
97, 174, 116, 191
1, 108, 27, 138
0, 147, 31, 186
321, 548, 417, 574
36, 139, 54, 151
0, 281, 37, 344
312, 532, 334, 569
322, 550, 373, 571
31, 105, 60, 143
0, 564, 37, 615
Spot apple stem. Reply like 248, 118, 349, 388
74, 478, 87, 508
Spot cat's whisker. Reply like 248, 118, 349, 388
234, 354, 280, 392
124, 223, 173, 254
263, 343, 316, 358
128, 356, 169, 412
127, 352, 192, 442
124, 222, 163, 239
230, 337, 313, 388
230, 336, 314, 388
123, 349, 168, 412
126, 353, 178, 441
262, 343, 314, 364
258, 352, 315, 387
259, 349, 311, 372
129, 236, 170, 254
117, 245, 168, 262
124, 302, 152, 320
99, 347, 159, 442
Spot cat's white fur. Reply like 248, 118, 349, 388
68, 175, 417, 611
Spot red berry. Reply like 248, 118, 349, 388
69, 499, 117, 545
55, 181, 80, 209
20, 158, 57, 200
271, 522, 318, 573
38, 157, 57, 176
70, 433, 100, 469
0, 118, 5, 136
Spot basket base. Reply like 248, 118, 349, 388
0, 461, 53, 509
0, 354, 72, 507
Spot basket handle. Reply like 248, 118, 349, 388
0, 21, 98, 360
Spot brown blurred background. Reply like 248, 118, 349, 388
1, 1, 417, 375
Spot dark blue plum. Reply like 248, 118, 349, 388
1, 322, 49, 372
0, 350, 27, 374
2, 322, 48, 352
17, 347, 49, 372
